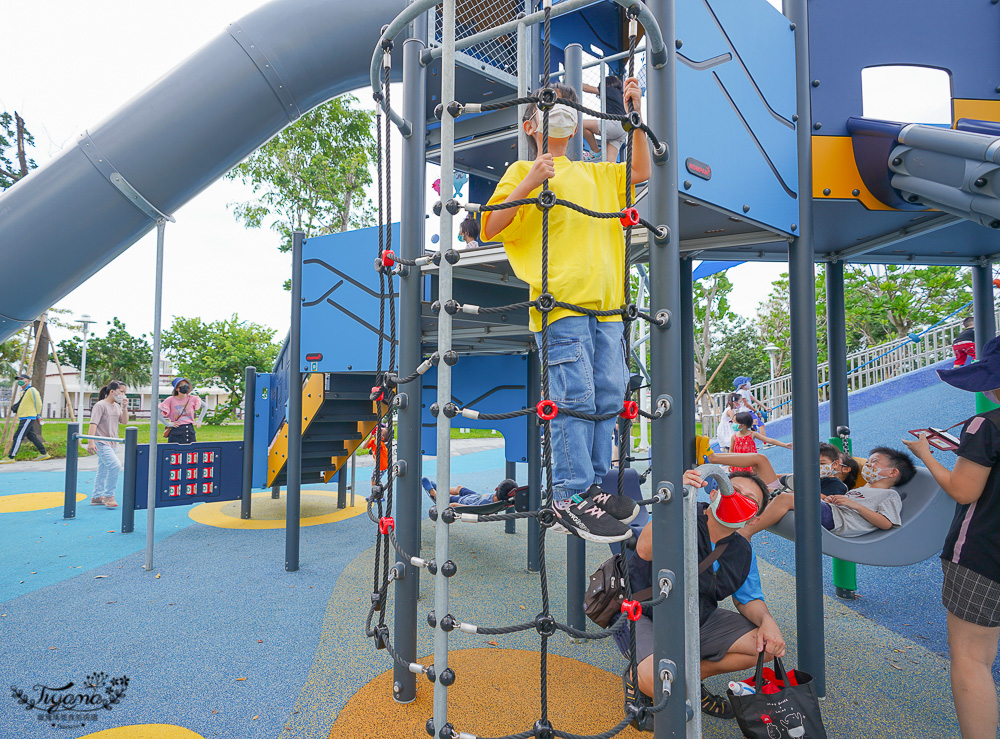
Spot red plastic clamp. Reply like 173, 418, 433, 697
379, 516, 395, 535
620, 400, 639, 420
536, 400, 559, 421
619, 207, 640, 227
381, 249, 395, 267
621, 599, 642, 621
371, 385, 384, 402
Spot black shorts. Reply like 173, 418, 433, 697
629, 607, 757, 664
168, 424, 196, 445
942, 559, 1000, 628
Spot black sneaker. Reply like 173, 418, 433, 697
584, 484, 639, 523
701, 683, 735, 719
550, 497, 633, 544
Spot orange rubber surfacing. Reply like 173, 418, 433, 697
330, 648, 643, 739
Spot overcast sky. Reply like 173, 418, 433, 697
4, 0, 933, 348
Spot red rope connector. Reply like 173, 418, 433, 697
536, 400, 559, 421
381, 249, 395, 267
619, 207, 640, 227
621, 599, 642, 621
379, 516, 395, 535
371, 385, 384, 402
620, 400, 639, 420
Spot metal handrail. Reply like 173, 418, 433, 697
75, 433, 126, 443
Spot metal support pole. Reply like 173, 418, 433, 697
122, 426, 138, 533
786, 0, 825, 696
527, 348, 542, 572
145, 219, 167, 572
64, 423, 79, 519
826, 262, 857, 598
563, 41, 587, 632
285, 231, 304, 573
505, 460, 517, 534
337, 468, 348, 509
433, 0, 456, 728
680, 258, 696, 469
646, 1, 687, 733
272, 484, 280, 499
350, 455, 356, 508
973, 261, 996, 356
393, 28, 427, 706
241, 366, 256, 519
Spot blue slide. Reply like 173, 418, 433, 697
0, 0, 405, 342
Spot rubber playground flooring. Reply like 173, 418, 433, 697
0, 443, 967, 739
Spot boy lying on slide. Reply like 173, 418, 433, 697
735, 447, 912, 538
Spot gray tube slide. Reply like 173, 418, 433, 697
0, 0, 406, 342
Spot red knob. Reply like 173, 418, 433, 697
379, 516, 395, 535
619, 207, 640, 227
381, 249, 396, 267
620, 400, 639, 420
621, 599, 642, 621
536, 400, 559, 421
371, 385, 384, 402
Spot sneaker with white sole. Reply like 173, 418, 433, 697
0, 458, 15, 465
584, 484, 639, 523
34, 454, 52, 461
550, 496, 633, 544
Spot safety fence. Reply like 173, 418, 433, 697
702, 306, 998, 439
431, 0, 520, 80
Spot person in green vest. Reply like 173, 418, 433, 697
1, 373, 51, 463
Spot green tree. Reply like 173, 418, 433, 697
161, 315, 280, 424
226, 96, 377, 265
706, 315, 771, 399
1, 111, 37, 190
58, 318, 152, 389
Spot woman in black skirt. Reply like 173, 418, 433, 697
904, 334, 1000, 739
158, 377, 204, 444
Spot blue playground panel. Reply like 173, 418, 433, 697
252, 370, 275, 488
421, 354, 529, 463
132, 441, 244, 509
808, 0, 1000, 137
676, 0, 798, 234
299, 224, 400, 374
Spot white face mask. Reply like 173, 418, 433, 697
532, 106, 578, 139
861, 460, 893, 485
985, 388, 1000, 404
819, 462, 837, 479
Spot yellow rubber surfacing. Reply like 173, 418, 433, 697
0, 491, 86, 513
80, 726, 204, 739
330, 648, 643, 739
187, 490, 367, 529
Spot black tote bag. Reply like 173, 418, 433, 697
728, 651, 827, 739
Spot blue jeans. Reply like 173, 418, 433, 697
92, 444, 122, 499
450, 488, 493, 506
534, 316, 627, 502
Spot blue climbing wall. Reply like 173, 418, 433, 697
298, 224, 400, 374
421, 354, 530, 463
675, 0, 798, 234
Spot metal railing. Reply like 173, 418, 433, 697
63, 424, 138, 524
702, 308, 997, 439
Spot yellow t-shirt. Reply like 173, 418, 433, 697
484, 157, 631, 332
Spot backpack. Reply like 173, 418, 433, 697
583, 543, 729, 628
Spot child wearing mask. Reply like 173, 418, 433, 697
481, 79, 650, 544
747, 446, 912, 537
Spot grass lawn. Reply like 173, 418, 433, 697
1, 420, 502, 461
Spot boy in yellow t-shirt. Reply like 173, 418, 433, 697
481, 79, 650, 544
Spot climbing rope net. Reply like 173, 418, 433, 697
363, 3, 677, 737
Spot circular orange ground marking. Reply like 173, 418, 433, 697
0, 492, 86, 513
329, 648, 644, 739
188, 490, 367, 529
80, 725, 204, 739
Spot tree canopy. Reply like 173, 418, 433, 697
161, 315, 280, 424
58, 318, 153, 390
225, 96, 377, 263
1, 111, 37, 191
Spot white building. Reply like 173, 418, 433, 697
1, 358, 232, 420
